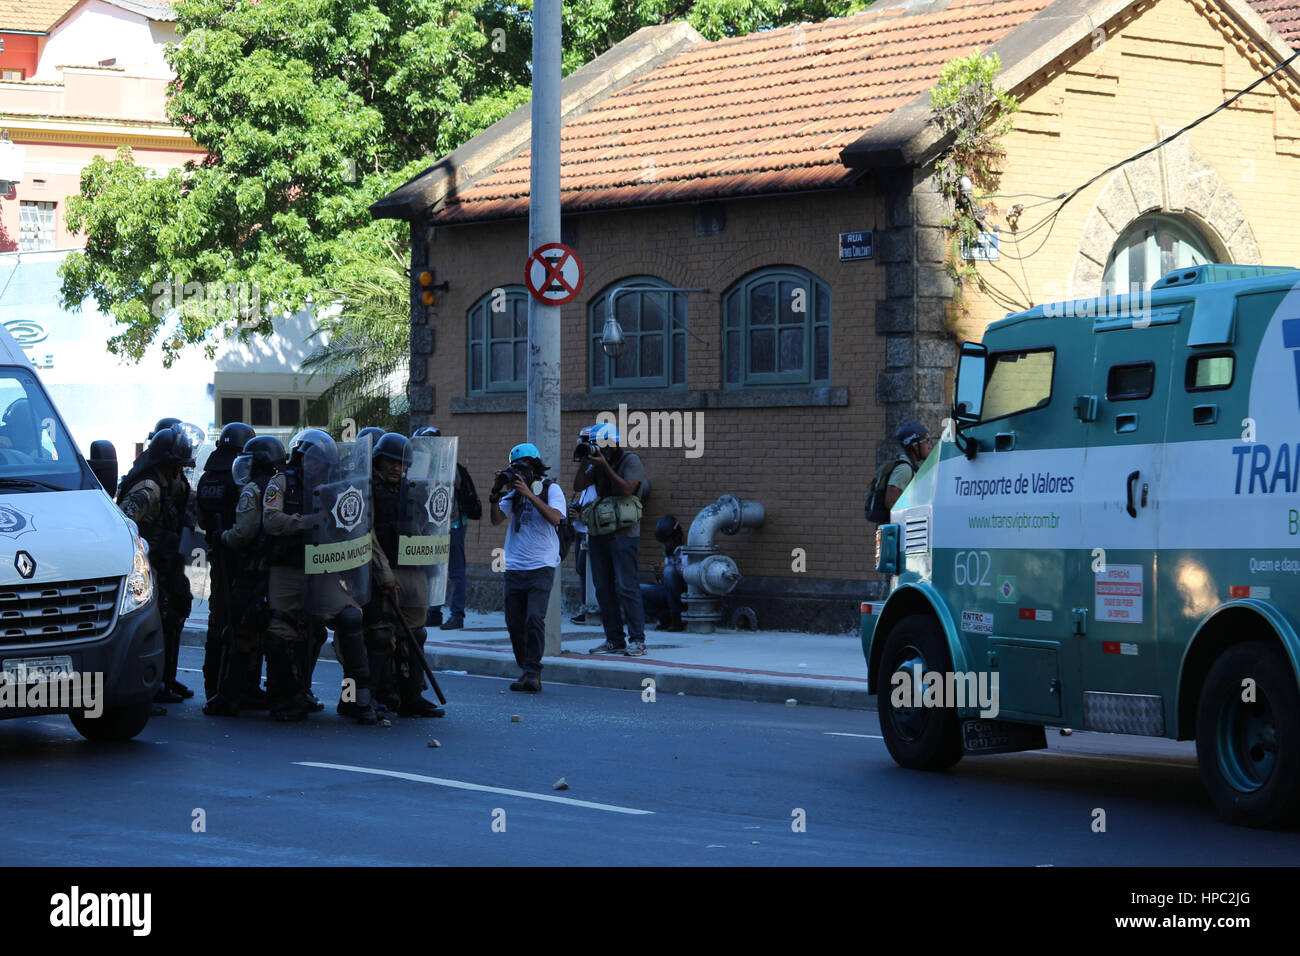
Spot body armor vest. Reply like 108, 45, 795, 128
197, 466, 241, 537
268, 466, 306, 568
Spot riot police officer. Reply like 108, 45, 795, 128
196, 422, 256, 702
117, 424, 196, 708
367, 433, 445, 718
204, 435, 284, 716
262, 429, 379, 724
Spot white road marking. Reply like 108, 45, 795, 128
295, 761, 655, 815
825, 732, 884, 739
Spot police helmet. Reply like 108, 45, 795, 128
412, 426, 441, 438
147, 425, 195, 468
653, 515, 681, 543
357, 426, 386, 450
374, 432, 413, 466
242, 435, 286, 469
289, 428, 338, 464
218, 422, 256, 451
149, 416, 182, 440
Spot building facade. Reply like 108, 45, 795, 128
379, 0, 1300, 631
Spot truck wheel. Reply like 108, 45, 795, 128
878, 615, 963, 771
69, 701, 152, 743
1196, 641, 1300, 827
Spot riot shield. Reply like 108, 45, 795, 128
399, 435, 458, 607
304, 437, 373, 611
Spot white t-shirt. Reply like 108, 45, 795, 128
571, 484, 597, 534
499, 480, 568, 571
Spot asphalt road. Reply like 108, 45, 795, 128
0, 644, 1296, 866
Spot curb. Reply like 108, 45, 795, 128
180, 626, 877, 712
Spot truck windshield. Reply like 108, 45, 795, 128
0, 368, 89, 492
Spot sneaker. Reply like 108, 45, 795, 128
625, 640, 647, 657
439, 617, 464, 631
588, 640, 627, 655
154, 686, 184, 704
303, 690, 325, 712
569, 613, 586, 624
170, 679, 195, 699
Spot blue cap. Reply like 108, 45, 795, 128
510, 442, 540, 462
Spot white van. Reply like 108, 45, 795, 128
0, 324, 162, 741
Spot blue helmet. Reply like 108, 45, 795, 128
510, 442, 540, 463
589, 422, 619, 446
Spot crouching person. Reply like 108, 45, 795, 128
490, 442, 566, 692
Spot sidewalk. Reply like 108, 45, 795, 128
180, 598, 875, 711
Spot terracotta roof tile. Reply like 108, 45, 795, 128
1249, 0, 1300, 48
0, 0, 79, 33
434, 0, 1051, 223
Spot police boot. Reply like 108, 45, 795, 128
399, 696, 445, 718
337, 685, 378, 725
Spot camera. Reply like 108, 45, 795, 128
573, 438, 600, 461
492, 459, 536, 497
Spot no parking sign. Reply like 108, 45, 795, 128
525, 242, 584, 306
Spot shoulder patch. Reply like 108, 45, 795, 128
263, 482, 281, 507
236, 487, 258, 513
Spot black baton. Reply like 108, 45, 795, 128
386, 591, 447, 705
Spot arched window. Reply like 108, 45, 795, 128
722, 267, 830, 388
588, 276, 687, 391
1103, 215, 1217, 293
467, 285, 528, 394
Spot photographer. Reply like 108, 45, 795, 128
490, 442, 567, 693
576, 422, 650, 657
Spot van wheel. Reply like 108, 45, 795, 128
878, 615, 963, 771
1196, 641, 1300, 827
69, 701, 152, 743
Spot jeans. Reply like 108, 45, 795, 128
503, 566, 555, 673
433, 521, 468, 620
640, 566, 685, 625
587, 533, 645, 645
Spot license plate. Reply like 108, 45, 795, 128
1, 655, 74, 684
962, 718, 1047, 755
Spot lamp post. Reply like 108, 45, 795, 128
600, 285, 709, 359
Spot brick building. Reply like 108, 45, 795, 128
374, 0, 1300, 632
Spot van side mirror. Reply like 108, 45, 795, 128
89, 440, 117, 493
953, 342, 987, 423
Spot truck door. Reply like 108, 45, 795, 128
1074, 313, 1178, 734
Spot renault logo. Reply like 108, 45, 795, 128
14, 550, 34, 579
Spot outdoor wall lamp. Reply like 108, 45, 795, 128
601, 284, 709, 359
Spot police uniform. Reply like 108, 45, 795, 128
262, 466, 374, 722
119, 473, 189, 701
366, 473, 438, 716
197, 449, 245, 700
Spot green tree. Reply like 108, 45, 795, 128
60, 0, 875, 366
299, 240, 412, 435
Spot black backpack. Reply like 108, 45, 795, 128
865, 457, 908, 525
456, 464, 482, 521
541, 479, 576, 560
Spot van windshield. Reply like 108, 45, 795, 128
0, 368, 89, 492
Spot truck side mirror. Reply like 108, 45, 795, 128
953, 342, 988, 423
89, 440, 117, 493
